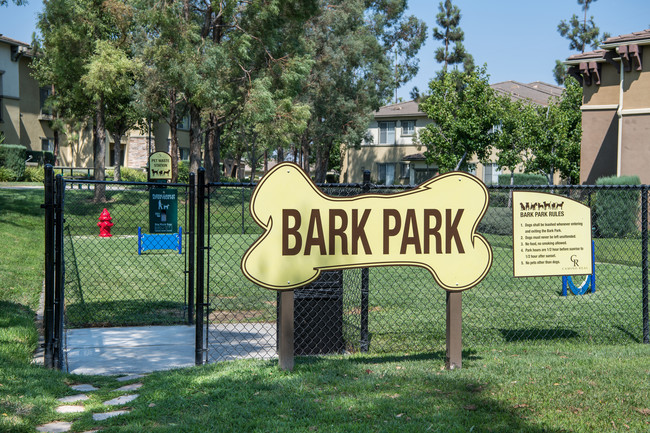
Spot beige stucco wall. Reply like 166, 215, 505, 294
341, 143, 422, 184
622, 46, 650, 110
1, 97, 20, 143
620, 114, 650, 183
579, 109, 618, 184
582, 62, 619, 106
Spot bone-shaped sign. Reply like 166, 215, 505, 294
241, 163, 492, 291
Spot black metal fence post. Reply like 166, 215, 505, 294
188, 172, 195, 325
54, 174, 65, 369
360, 170, 371, 351
642, 186, 649, 344
195, 168, 206, 365
42, 164, 55, 368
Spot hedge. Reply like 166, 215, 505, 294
498, 173, 548, 186
0, 144, 27, 180
593, 175, 640, 238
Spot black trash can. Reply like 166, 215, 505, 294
278, 270, 345, 355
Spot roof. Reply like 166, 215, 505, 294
0, 34, 34, 57
566, 50, 608, 63
374, 100, 425, 118
0, 34, 31, 48
402, 153, 426, 161
490, 81, 564, 106
601, 29, 650, 47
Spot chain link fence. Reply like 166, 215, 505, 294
201, 182, 649, 362
44, 169, 648, 369
61, 179, 193, 328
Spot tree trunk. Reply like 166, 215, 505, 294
213, 122, 221, 182
169, 90, 179, 183
313, 144, 330, 183
93, 97, 107, 203
112, 132, 122, 182
189, 102, 202, 180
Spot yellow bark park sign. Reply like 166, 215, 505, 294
513, 191, 592, 277
241, 163, 493, 292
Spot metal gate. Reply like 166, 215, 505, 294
43, 166, 195, 369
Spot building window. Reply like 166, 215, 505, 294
378, 121, 395, 145
178, 115, 190, 131
109, 143, 126, 167
179, 147, 189, 161
399, 162, 410, 179
0, 71, 4, 122
483, 163, 501, 185
41, 138, 54, 152
40, 87, 53, 116
401, 120, 415, 136
414, 168, 437, 184
377, 163, 396, 185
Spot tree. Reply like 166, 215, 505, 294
554, 0, 610, 85
301, 0, 427, 183
418, 67, 499, 173
34, 0, 120, 202
525, 77, 582, 184
0, 0, 26, 5
494, 96, 540, 187
432, 0, 473, 77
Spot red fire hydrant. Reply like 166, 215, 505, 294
98, 208, 113, 237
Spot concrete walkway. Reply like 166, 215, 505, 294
65, 324, 277, 375
65, 326, 196, 375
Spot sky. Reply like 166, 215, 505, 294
2, 0, 650, 101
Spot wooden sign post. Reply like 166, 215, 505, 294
278, 290, 295, 371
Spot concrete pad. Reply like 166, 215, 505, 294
65, 324, 278, 375
103, 394, 139, 406
92, 410, 130, 421
56, 405, 85, 413
36, 421, 73, 432
57, 394, 89, 403
70, 384, 99, 392
115, 383, 143, 392
65, 326, 195, 375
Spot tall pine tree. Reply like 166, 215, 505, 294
553, 0, 610, 85
432, 0, 473, 78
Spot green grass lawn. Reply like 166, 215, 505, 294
1, 185, 650, 432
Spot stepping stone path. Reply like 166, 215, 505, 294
35, 376, 146, 432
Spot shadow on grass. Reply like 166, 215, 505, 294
65, 300, 188, 328
119, 356, 565, 433
499, 328, 580, 342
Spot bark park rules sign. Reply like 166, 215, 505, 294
241, 163, 492, 292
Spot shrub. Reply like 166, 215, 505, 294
498, 173, 548, 186
119, 167, 147, 182
0, 166, 16, 182
0, 144, 27, 180
178, 161, 189, 183
478, 206, 512, 235
22, 166, 45, 182
593, 175, 640, 238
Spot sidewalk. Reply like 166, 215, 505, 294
65, 326, 195, 375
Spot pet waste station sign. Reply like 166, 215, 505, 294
149, 151, 172, 180
149, 188, 178, 233
241, 162, 493, 370
513, 191, 592, 277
